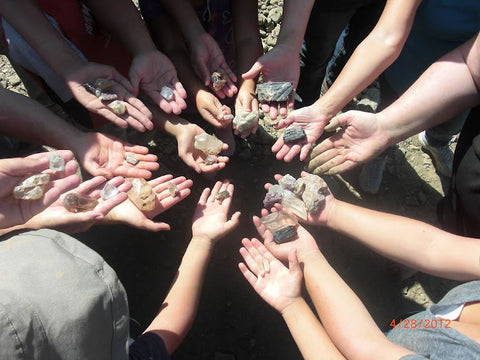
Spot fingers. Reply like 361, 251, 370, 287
242, 62, 263, 80
240, 237, 270, 277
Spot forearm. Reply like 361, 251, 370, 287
0, 0, 85, 78
144, 237, 214, 353
381, 34, 480, 146
276, 0, 315, 51
281, 297, 344, 360
148, 101, 193, 137
84, 0, 157, 55
326, 200, 480, 280
302, 253, 411, 360
0, 88, 82, 149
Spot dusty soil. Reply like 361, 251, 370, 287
0, 2, 460, 358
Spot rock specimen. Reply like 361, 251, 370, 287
233, 110, 259, 135
294, 174, 330, 214
13, 173, 50, 200
204, 155, 218, 165
283, 126, 306, 143
211, 72, 226, 91
83, 80, 117, 101
100, 183, 119, 200
194, 133, 223, 156
127, 178, 156, 211
49, 154, 65, 171
260, 211, 298, 244
125, 155, 139, 165
160, 86, 174, 101
215, 190, 230, 200
107, 100, 126, 115
63, 192, 98, 212
168, 182, 179, 197
256, 82, 293, 102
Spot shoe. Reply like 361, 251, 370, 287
418, 131, 453, 177
358, 154, 388, 194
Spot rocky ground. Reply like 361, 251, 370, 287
0, 1, 460, 359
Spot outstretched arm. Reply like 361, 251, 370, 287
143, 180, 240, 354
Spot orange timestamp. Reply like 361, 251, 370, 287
390, 318, 452, 329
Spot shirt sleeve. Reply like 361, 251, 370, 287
129, 332, 171, 360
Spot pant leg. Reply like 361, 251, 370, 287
424, 109, 470, 147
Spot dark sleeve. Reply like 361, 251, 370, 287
129, 332, 170, 360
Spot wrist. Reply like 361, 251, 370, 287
280, 296, 306, 317
190, 235, 216, 250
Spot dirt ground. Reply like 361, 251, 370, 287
0, 9, 461, 360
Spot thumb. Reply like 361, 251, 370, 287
288, 248, 300, 274
242, 62, 263, 80
324, 113, 350, 132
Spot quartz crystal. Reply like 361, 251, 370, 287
13, 173, 51, 200
127, 178, 156, 211
160, 86, 174, 101
256, 82, 293, 102
108, 100, 126, 115
211, 72, 226, 91
63, 192, 98, 212
49, 154, 65, 171
204, 154, 218, 165
168, 182, 179, 197
281, 192, 308, 220
100, 183, 119, 200
233, 110, 259, 135
260, 211, 297, 235
125, 155, 139, 165
194, 133, 223, 156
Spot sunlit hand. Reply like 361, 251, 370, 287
72, 132, 159, 179
176, 123, 230, 173
191, 180, 241, 244
242, 44, 299, 119
234, 81, 259, 138
188, 32, 237, 98
196, 89, 233, 128
129, 50, 188, 114
104, 175, 193, 232
272, 105, 331, 162
66, 61, 154, 131
239, 238, 303, 313
307, 110, 388, 175
0, 150, 80, 228
25, 176, 130, 234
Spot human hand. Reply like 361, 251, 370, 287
25, 176, 130, 234
188, 32, 237, 98
129, 50, 188, 114
0, 150, 80, 228
238, 238, 303, 313
66, 61, 154, 131
176, 124, 230, 173
272, 105, 331, 162
191, 180, 241, 244
195, 89, 233, 128
234, 81, 259, 138
73, 132, 159, 179
105, 175, 193, 232
307, 110, 388, 175
242, 44, 299, 119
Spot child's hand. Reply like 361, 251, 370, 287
196, 90, 232, 128
191, 180, 241, 244
239, 238, 303, 313
234, 80, 259, 138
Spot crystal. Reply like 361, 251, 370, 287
223, 114, 234, 121
98, 92, 118, 101
62, 192, 98, 212
125, 155, 138, 165
94, 78, 113, 90
233, 110, 259, 134
108, 100, 126, 115
194, 133, 223, 156
204, 154, 218, 165
281, 192, 308, 220
160, 86, 174, 101
301, 174, 329, 214
168, 182, 179, 197
283, 126, 306, 143
13, 174, 51, 200
49, 154, 65, 171
100, 183, 119, 200
278, 174, 296, 191
263, 191, 283, 209
273, 225, 297, 244
127, 178, 156, 211
215, 190, 230, 200
260, 211, 297, 234
211, 72, 226, 91
256, 82, 293, 102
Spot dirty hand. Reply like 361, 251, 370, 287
191, 180, 241, 244
129, 50, 188, 115
242, 44, 299, 120
307, 110, 388, 175
239, 238, 303, 313
66, 61, 154, 131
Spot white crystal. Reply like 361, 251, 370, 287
160, 86, 174, 101
233, 110, 259, 134
49, 154, 65, 171
100, 183, 119, 200
194, 133, 223, 156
